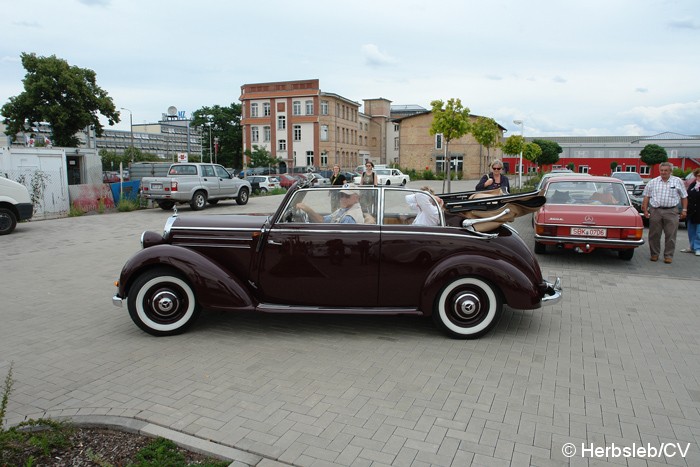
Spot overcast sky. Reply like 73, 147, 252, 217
1, 0, 698, 138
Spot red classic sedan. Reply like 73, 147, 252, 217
534, 176, 644, 260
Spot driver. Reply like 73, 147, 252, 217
296, 185, 365, 224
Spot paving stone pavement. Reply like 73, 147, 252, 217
1, 182, 699, 466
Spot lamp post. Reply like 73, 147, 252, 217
513, 119, 524, 189
205, 122, 213, 163
120, 107, 134, 162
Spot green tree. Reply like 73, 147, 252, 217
532, 139, 562, 171
471, 116, 500, 174
429, 98, 471, 192
501, 134, 525, 158
191, 104, 242, 168
1, 53, 119, 147
523, 142, 542, 165
639, 144, 668, 172
245, 145, 279, 169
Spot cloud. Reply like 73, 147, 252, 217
635, 87, 648, 93
361, 44, 396, 67
622, 100, 700, 134
12, 21, 40, 28
668, 18, 700, 29
551, 76, 567, 84
78, 0, 110, 5
485, 74, 503, 81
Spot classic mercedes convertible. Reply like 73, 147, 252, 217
113, 182, 561, 338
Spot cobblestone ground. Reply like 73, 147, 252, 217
2, 185, 699, 466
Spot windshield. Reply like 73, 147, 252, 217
612, 172, 642, 181
545, 181, 630, 206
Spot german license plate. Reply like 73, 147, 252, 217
151, 183, 163, 190
571, 227, 606, 237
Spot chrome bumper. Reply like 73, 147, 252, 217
112, 295, 123, 307
541, 277, 562, 306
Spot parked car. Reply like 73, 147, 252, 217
248, 175, 281, 193
0, 176, 33, 235
304, 173, 330, 186
353, 168, 410, 186
276, 173, 302, 189
610, 171, 646, 195
535, 170, 586, 191
141, 163, 251, 211
113, 183, 561, 339
533, 176, 644, 260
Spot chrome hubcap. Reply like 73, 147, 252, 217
152, 290, 179, 318
452, 292, 481, 320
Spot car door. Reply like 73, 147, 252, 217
255, 187, 380, 307
199, 164, 220, 197
214, 164, 239, 197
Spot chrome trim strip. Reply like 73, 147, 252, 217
171, 226, 260, 232
534, 234, 644, 246
173, 243, 250, 249
256, 303, 421, 314
536, 222, 642, 229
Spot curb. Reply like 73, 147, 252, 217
57, 415, 291, 467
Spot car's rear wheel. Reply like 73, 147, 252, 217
385, 180, 391, 185
190, 191, 207, 210
156, 200, 175, 210
260, 187, 268, 193
127, 268, 200, 336
236, 187, 249, 205
534, 242, 546, 254
401, 179, 407, 186
618, 249, 634, 260
0, 208, 18, 235
433, 277, 502, 339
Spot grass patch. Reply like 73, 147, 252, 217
68, 202, 85, 217
117, 198, 140, 212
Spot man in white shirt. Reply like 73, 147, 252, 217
641, 162, 688, 263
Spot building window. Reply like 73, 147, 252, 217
278, 116, 286, 130
640, 165, 650, 175
251, 126, 259, 143
625, 166, 637, 172
394, 137, 399, 150
321, 100, 328, 115
263, 102, 271, 116
578, 165, 589, 174
435, 134, 443, 150
263, 126, 270, 142
321, 151, 328, 166
394, 124, 399, 132
305, 100, 313, 115
306, 151, 314, 166
293, 125, 301, 141
251, 103, 259, 117
293, 101, 301, 115
279, 139, 286, 151
320, 124, 328, 141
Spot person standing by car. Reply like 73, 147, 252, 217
681, 167, 700, 256
476, 159, 510, 193
329, 164, 347, 211
361, 162, 378, 186
641, 162, 688, 263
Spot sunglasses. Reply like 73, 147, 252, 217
492, 167, 502, 170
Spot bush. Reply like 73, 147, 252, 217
68, 203, 85, 217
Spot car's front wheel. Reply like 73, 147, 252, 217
433, 277, 502, 339
236, 187, 250, 205
0, 208, 18, 235
127, 268, 200, 336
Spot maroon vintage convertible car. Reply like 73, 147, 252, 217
113, 183, 561, 338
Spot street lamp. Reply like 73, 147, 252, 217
120, 107, 134, 162
204, 122, 213, 163
513, 119, 524, 189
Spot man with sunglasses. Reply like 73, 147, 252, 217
296, 185, 365, 224
476, 159, 510, 193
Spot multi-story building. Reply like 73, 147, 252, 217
240, 80, 402, 171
